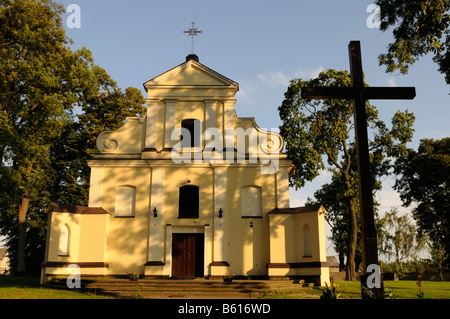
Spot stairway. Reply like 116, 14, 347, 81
44, 278, 315, 299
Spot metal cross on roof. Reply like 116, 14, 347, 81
183, 21, 203, 54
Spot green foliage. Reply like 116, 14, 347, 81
320, 281, 341, 299
0, 0, 145, 275
279, 69, 416, 280
394, 138, 450, 268
427, 239, 449, 280
416, 275, 425, 298
130, 284, 144, 299
0, 0, 89, 274
375, 0, 450, 84
383, 286, 398, 299
379, 208, 427, 277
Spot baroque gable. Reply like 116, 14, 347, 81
95, 55, 285, 167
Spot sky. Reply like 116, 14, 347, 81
4, 1, 449, 258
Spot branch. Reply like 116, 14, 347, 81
325, 148, 344, 173
342, 139, 351, 173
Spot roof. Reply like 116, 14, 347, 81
142, 55, 239, 91
327, 256, 340, 267
48, 202, 109, 215
267, 204, 326, 215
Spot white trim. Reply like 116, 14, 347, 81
148, 167, 165, 263
213, 167, 227, 262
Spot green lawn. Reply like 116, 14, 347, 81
1, 275, 450, 299
0, 275, 112, 299
260, 280, 450, 299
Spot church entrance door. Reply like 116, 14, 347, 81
171, 233, 204, 278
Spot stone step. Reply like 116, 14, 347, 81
44, 278, 315, 299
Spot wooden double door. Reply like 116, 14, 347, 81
171, 233, 204, 278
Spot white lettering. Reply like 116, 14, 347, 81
366, 4, 381, 29
171, 127, 280, 174
66, 264, 81, 288
178, 303, 212, 316
66, 4, 81, 29
366, 264, 381, 288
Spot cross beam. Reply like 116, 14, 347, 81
183, 21, 202, 54
301, 41, 415, 278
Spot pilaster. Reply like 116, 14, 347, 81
144, 99, 159, 151
163, 99, 177, 150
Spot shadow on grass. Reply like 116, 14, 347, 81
0, 275, 40, 288
0, 275, 113, 299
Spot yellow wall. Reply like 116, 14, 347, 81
43, 57, 329, 286
45, 211, 108, 275
101, 167, 151, 274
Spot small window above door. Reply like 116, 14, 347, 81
179, 185, 199, 218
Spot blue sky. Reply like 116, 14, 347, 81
10, 0, 447, 256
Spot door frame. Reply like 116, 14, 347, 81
164, 225, 211, 278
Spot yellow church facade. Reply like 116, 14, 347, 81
41, 54, 330, 286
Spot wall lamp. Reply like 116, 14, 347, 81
153, 207, 158, 217
218, 208, 223, 218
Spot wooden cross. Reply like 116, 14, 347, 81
301, 41, 416, 277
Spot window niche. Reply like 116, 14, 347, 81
115, 186, 136, 217
58, 224, 70, 256
303, 224, 312, 257
178, 185, 199, 218
241, 186, 262, 218
181, 119, 201, 148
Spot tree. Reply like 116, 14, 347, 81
427, 239, 448, 281
0, 0, 95, 274
309, 164, 388, 276
278, 69, 415, 280
379, 208, 426, 278
375, 0, 450, 84
0, 0, 145, 275
394, 137, 450, 267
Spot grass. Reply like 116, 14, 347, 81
260, 280, 450, 299
1, 275, 450, 299
0, 275, 112, 299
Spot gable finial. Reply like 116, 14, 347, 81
183, 21, 202, 54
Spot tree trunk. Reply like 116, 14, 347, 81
16, 161, 33, 275
345, 201, 358, 281
16, 194, 28, 275
344, 171, 358, 281
339, 251, 345, 272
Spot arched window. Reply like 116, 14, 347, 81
58, 224, 70, 256
115, 186, 136, 217
181, 119, 201, 148
241, 186, 262, 217
179, 185, 199, 218
303, 224, 312, 257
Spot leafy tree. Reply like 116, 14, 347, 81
0, 0, 145, 275
375, 0, 450, 84
379, 208, 426, 278
394, 137, 450, 267
309, 165, 387, 277
0, 0, 94, 274
427, 239, 448, 281
278, 69, 415, 280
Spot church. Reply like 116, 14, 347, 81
41, 53, 330, 286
